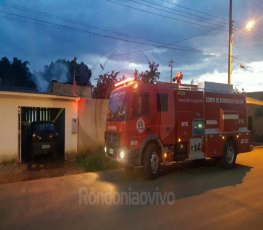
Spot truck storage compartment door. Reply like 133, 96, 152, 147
189, 119, 205, 160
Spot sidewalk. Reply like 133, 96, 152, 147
0, 159, 83, 184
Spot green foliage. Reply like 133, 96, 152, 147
76, 149, 121, 172
93, 61, 160, 99
0, 57, 37, 90
136, 61, 160, 83
93, 70, 123, 99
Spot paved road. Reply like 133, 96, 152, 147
1, 148, 263, 230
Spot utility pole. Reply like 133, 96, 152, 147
73, 57, 77, 97
228, 0, 233, 85
169, 59, 174, 83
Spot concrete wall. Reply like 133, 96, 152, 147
247, 92, 263, 142
247, 105, 263, 142
0, 91, 78, 162
77, 98, 108, 152
49, 81, 92, 98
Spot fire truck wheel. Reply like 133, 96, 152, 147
221, 140, 237, 169
143, 144, 161, 180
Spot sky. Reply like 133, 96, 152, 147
0, 0, 263, 92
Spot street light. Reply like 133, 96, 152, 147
228, 0, 255, 85
246, 20, 255, 31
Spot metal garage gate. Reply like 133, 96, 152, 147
18, 107, 65, 163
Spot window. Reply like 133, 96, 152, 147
192, 120, 204, 136
157, 93, 168, 112
107, 91, 127, 121
132, 93, 149, 116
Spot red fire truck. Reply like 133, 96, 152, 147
105, 79, 251, 179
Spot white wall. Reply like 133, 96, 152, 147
78, 98, 108, 152
0, 91, 78, 162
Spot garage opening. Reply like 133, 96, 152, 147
19, 107, 65, 163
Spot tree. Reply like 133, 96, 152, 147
41, 59, 92, 86
0, 57, 10, 84
93, 71, 121, 99
68, 59, 92, 86
137, 62, 160, 83
92, 62, 160, 99
34, 59, 92, 91
0, 57, 37, 90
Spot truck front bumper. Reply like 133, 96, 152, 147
105, 146, 141, 166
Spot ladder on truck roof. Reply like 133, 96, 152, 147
157, 82, 198, 91
175, 84, 198, 91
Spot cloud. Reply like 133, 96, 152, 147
0, 0, 262, 92
193, 60, 263, 92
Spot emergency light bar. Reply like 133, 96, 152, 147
114, 78, 135, 87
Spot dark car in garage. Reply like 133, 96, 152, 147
28, 121, 59, 160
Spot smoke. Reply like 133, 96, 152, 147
32, 72, 49, 92
32, 61, 70, 92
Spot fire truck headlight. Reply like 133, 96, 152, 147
104, 146, 107, 153
120, 150, 125, 160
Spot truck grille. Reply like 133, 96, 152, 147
105, 132, 120, 147
105, 132, 121, 159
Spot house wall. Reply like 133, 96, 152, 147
49, 81, 92, 98
247, 105, 263, 142
247, 92, 263, 142
0, 91, 78, 162
77, 98, 108, 152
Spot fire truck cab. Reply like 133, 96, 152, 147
105, 79, 251, 179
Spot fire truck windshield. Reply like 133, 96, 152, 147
107, 90, 127, 121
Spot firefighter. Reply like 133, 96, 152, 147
173, 71, 183, 85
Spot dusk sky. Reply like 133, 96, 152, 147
1, 0, 263, 91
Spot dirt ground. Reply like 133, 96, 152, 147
0, 157, 83, 184
1, 144, 262, 185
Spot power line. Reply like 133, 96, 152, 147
157, 0, 228, 23
233, 29, 263, 49
112, 26, 226, 57
0, 10, 213, 55
0, 2, 173, 45
0, 1, 236, 70
0, 2, 225, 55
129, 0, 226, 27
105, 0, 226, 29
